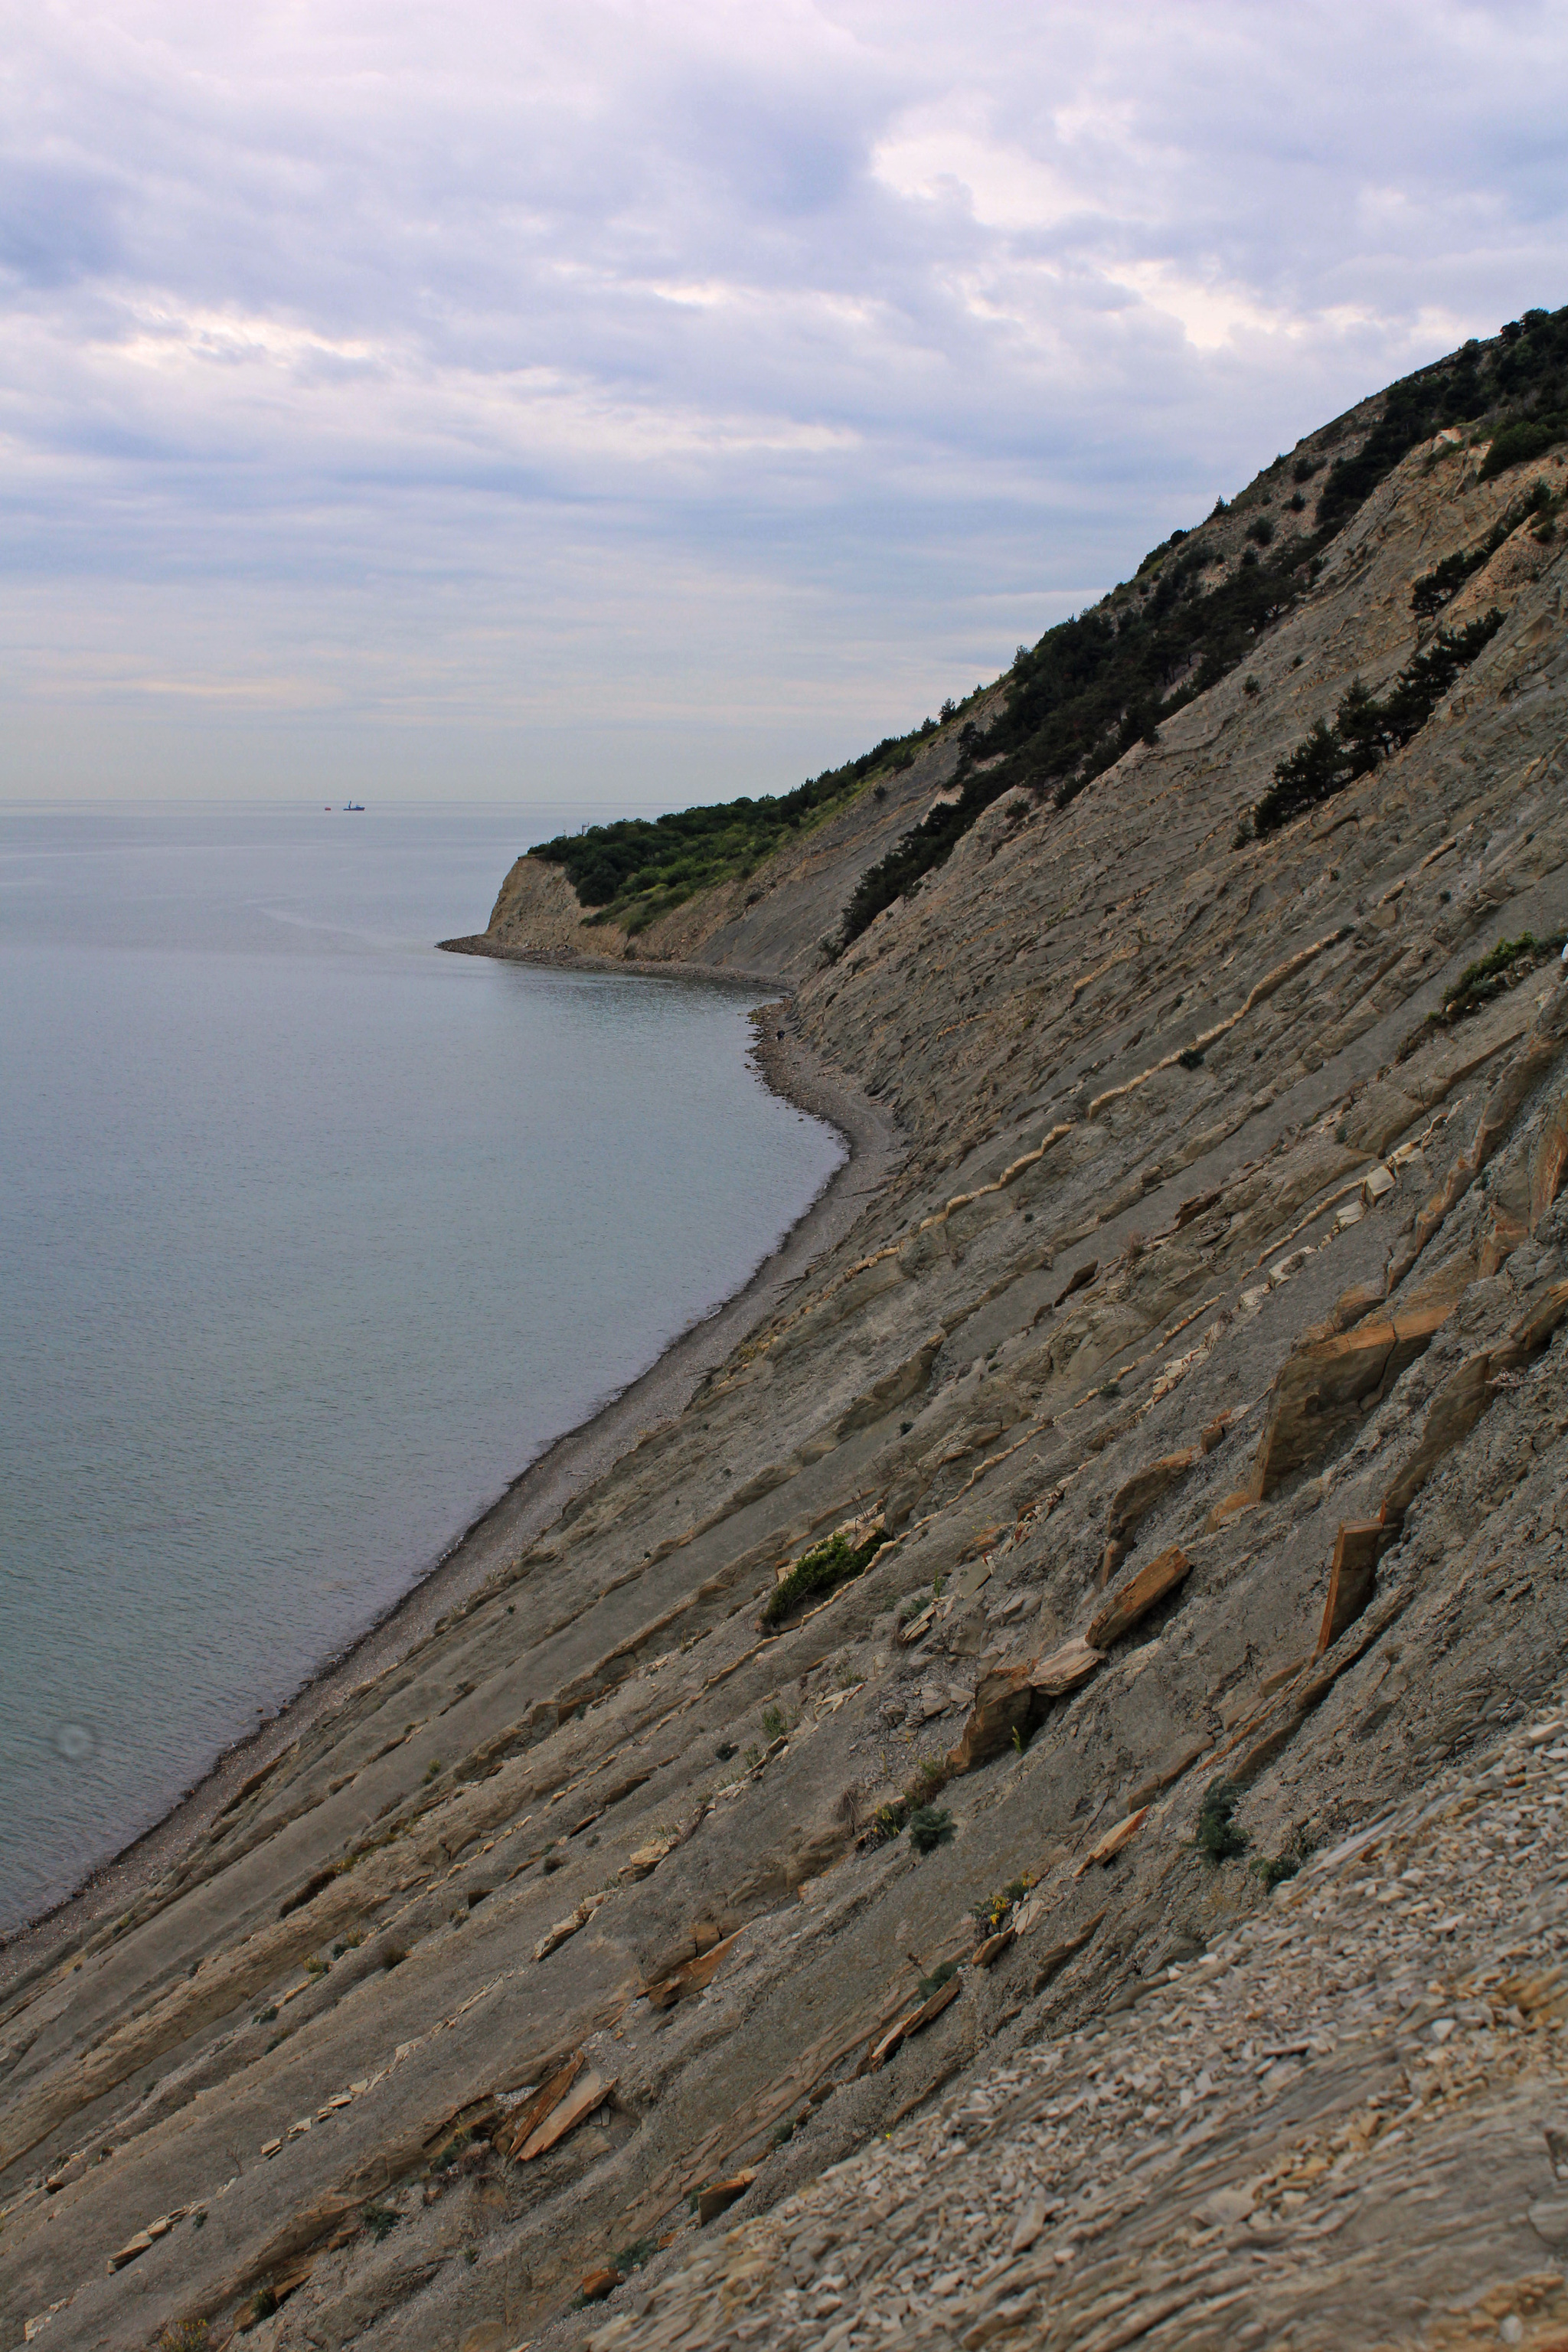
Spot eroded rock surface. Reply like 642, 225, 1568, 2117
3, 384, 1568, 2352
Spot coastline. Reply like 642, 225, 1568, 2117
0, 985, 900, 1989
435, 930, 797, 993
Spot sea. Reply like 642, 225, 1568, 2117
0, 802, 844, 1933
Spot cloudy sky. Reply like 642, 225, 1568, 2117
4, 1, 1564, 804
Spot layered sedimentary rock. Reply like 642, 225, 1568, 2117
3, 364, 1568, 2352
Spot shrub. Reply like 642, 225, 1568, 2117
763, 1530, 884, 1627
613, 2236, 659, 2272
1480, 413, 1566, 480
760, 1704, 788, 1740
909, 1805, 955, 1855
160, 2326, 211, 2352
916, 1957, 959, 1998
381, 1942, 408, 1970
1246, 516, 1275, 546
1292, 455, 1321, 483
1289, 491, 1306, 511
1195, 1779, 1249, 1863
1254, 610, 1504, 835
362, 2200, 399, 2242
252, 2285, 278, 2321
870, 1799, 908, 1844
1411, 547, 1480, 616
1441, 932, 1563, 1020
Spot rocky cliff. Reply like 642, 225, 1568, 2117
5, 325, 1568, 2352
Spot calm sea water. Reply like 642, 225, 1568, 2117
0, 802, 842, 1932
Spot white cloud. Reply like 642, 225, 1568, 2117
1, 0, 1564, 798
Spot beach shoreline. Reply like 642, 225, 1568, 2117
0, 975, 899, 1992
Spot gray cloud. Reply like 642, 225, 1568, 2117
2, 0, 1563, 800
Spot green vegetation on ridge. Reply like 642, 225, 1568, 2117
527, 720, 954, 933
525, 307, 1567, 951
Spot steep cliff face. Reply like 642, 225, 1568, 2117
5, 345, 1568, 2352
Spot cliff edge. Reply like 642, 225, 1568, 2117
5, 315, 1568, 2352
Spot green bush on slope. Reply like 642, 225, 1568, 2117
1253, 609, 1504, 836
762, 1530, 885, 1628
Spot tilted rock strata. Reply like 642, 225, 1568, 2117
2, 423, 1567, 2352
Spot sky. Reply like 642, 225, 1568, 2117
3, 1, 1565, 806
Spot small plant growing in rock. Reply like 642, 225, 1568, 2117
252, 2283, 278, 2321
431, 2128, 472, 2173
613, 2235, 659, 2271
763, 1529, 884, 1627
714, 1740, 737, 1761
743, 1743, 763, 1770
160, 2324, 211, 2352
253, 2004, 278, 2024
1441, 932, 1563, 1021
423, 1759, 441, 1782
1195, 1779, 1250, 1863
541, 1845, 566, 1873
970, 1875, 1032, 1936
760, 1704, 788, 1740
381, 1941, 408, 1969
909, 1805, 955, 1855
869, 1799, 908, 1844
908, 1754, 951, 1806
1255, 1827, 1317, 1889
916, 1958, 959, 1998
361, 2200, 399, 2242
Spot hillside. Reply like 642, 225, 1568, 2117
5, 314, 1568, 2352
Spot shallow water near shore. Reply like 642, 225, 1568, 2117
0, 802, 842, 1932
